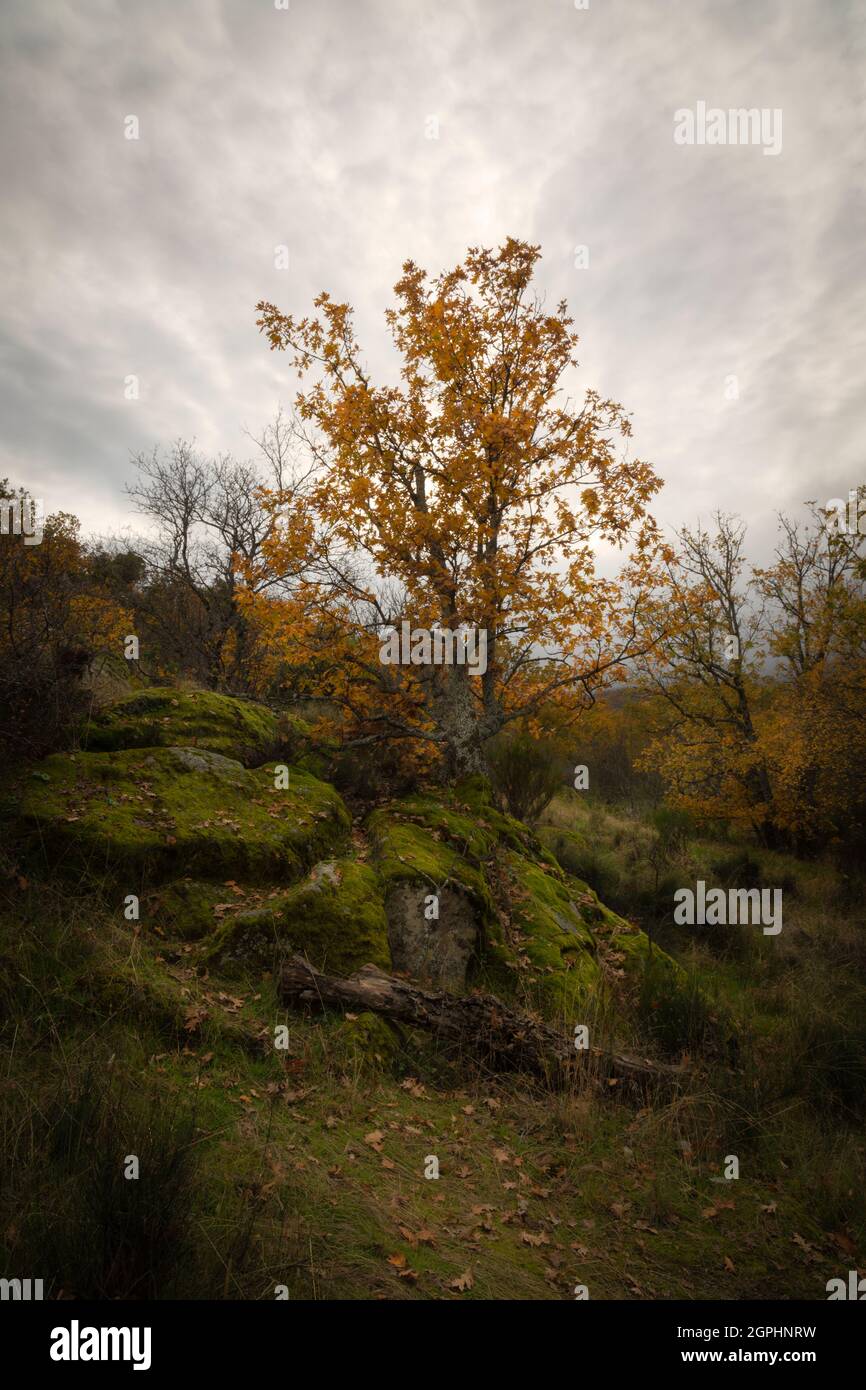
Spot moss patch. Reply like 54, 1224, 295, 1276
17, 747, 349, 888
203, 859, 391, 976
480, 851, 601, 1012
141, 879, 234, 941
83, 687, 287, 766
452, 775, 545, 857
367, 807, 494, 919
332, 1011, 400, 1072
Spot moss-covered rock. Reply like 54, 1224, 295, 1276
332, 1010, 400, 1072
451, 774, 547, 857
141, 879, 235, 941
203, 859, 390, 976
367, 803, 494, 915
557, 876, 687, 989
17, 747, 349, 887
83, 687, 298, 766
367, 798, 500, 993
480, 851, 601, 1012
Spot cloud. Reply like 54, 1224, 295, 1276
0, 0, 863, 555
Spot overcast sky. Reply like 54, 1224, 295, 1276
1, 0, 863, 561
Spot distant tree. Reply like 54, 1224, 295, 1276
635, 513, 781, 845
754, 497, 866, 855
638, 503, 866, 854
126, 416, 312, 692
0, 489, 129, 757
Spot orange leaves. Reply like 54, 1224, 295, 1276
251, 239, 665, 769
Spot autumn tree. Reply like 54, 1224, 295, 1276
635, 514, 781, 845
638, 501, 866, 855
755, 497, 866, 855
0, 487, 130, 757
252, 239, 665, 777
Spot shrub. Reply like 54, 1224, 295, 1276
486, 730, 566, 824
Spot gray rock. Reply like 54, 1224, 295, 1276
384, 881, 478, 993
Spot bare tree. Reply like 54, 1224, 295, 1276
126, 414, 313, 692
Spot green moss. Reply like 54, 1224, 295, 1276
83, 687, 288, 766
480, 851, 601, 1012
371, 779, 541, 863
377, 794, 497, 859
452, 776, 543, 857
87, 941, 194, 1038
366, 808, 494, 918
17, 747, 349, 887
333, 1011, 399, 1072
203, 859, 391, 976
552, 868, 689, 988
538, 825, 589, 872
141, 879, 231, 941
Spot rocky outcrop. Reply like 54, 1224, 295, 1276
17, 746, 349, 885
203, 858, 390, 976
82, 687, 296, 765
13, 687, 692, 1034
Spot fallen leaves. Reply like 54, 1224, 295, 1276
182, 1003, 209, 1033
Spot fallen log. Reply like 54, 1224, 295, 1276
279, 956, 684, 1093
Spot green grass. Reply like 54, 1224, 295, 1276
2, 805, 864, 1299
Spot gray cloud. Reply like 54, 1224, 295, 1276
0, 0, 863, 558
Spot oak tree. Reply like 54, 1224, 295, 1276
253, 240, 664, 776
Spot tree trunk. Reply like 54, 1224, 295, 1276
279, 956, 683, 1094
432, 666, 487, 777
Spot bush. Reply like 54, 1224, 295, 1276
709, 851, 764, 890
486, 730, 567, 824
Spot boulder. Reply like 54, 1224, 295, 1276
83, 687, 298, 766
17, 747, 349, 886
384, 880, 478, 993
203, 858, 390, 976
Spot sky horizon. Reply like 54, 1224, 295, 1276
1, 0, 863, 563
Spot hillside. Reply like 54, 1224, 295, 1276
1, 687, 861, 1300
